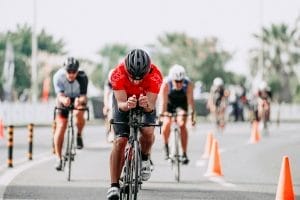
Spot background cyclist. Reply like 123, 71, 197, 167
103, 69, 114, 143
159, 64, 195, 165
257, 81, 272, 131
106, 49, 163, 200
207, 77, 229, 132
52, 57, 88, 171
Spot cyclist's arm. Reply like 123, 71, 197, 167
57, 93, 71, 107
187, 82, 196, 123
113, 90, 130, 112
144, 92, 158, 113
103, 86, 111, 109
159, 82, 169, 115
75, 95, 87, 108
187, 82, 195, 113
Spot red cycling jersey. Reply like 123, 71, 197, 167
110, 62, 163, 98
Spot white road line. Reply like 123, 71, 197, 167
0, 153, 54, 199
0, 153, 53, 186
208, 177, 236, 187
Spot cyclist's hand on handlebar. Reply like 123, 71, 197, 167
62, 96, 71, 107
74, 97, 81, 108
138, 94, 149, 109
75, 96, 87, 108
127, 95, 137, 109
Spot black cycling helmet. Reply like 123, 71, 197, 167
64, 57, 79, 71
125, 49, 151, 80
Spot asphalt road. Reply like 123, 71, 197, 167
0, 120, 299, 200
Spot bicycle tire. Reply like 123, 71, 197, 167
62, 127, 71, 176
173, 128, 180, 182
66, 132, 74, 181
133, 141, 140, 200
122, 147, 133, 200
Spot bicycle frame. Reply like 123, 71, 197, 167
110, 108, 161, 200
53, 105, 89, 181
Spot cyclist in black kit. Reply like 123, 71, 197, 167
160, 64, 195, 164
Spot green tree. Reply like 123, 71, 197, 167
151, 32, 236, 90
249, 22, 300, 102
0, 24, 65, 100
92, 44, 129, 88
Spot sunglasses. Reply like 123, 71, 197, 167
67, 70, 77, 74
175, 80, 183, 83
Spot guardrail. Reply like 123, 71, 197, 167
0, 100, 94, 126
0, 101, 300, 125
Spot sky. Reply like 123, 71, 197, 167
0, 0, 299, 75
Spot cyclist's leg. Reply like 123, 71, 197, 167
110, 136, 128, 183
140, 110, 157, 155
74, 109, 85, 149
54, 116, 68, 157
177, 109, 189, 164
139, 111, 156, 181
54, 109, 68, 170
107, 102, 129, 199
161, 114, 172, 159
177, 110, 187, 152
74, 109, 85, 133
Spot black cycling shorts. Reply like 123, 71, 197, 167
112, 96, 156, 138
55, 98, 76, 118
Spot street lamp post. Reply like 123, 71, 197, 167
259, 0, 264, 80
31, 0, 38, 102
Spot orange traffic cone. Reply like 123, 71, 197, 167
205, 139, 223, 177
0, 118, 4, 139
275, 156, 295, 200
250, 120, 260, 144
201, 132, 213, 159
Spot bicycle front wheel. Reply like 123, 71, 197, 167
133, 141, 141, 200
120, 147, 133, 200
66, 133, 74, 181
173, 128, 180, 182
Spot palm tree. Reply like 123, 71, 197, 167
249, 22, 300, 102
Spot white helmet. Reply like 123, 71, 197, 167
169, 64, 186, 81
213, 77, 224, 87
258, 81, 268, 91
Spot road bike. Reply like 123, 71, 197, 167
161, 112, 188, 182
54, 104, 89, 181
110, 107, 161, 200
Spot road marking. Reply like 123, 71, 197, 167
208, 177, 236, 187
0, 153, 53, 186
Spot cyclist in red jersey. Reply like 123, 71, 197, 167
107, 49, 163, 200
